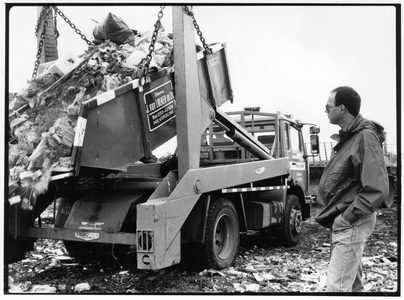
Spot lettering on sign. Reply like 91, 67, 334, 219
143, 81, 176, 131
207, 57, 219, 67
79, 222, 104, 230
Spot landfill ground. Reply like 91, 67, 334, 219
6, 201, 399, 295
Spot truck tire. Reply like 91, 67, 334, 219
6, 236, 35, 264
63, 241, 129, 261
203, 198, 240, 270
63, 241, 101, 260
281, 194, 302, 247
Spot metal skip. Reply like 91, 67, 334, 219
63, 192, 145, 234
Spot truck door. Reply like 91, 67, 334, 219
285, 123, 308, 192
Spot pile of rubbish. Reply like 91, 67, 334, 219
8, 13, 174, 200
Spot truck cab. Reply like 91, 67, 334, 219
195, 109, 316, 246
201, 109, 313, 208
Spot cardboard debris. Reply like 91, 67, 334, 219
245, 283, 260, 292
74, 282, 91, 293
30, 284, 57, 293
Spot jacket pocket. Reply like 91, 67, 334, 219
315, 204, 342, 228
315, 181, 360, 228
332, 214, 353, 232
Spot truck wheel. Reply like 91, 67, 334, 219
203, 198, 240, 270
63, 241, 129, 261
63, 240, 98, 260
6, 236, 35, 264
281, 194, 302, 247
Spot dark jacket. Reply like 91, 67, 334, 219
315, 114, 389, 228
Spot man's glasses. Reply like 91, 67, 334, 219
325, 104, 340, 113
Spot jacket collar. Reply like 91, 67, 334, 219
334, 114, 363, 152
333, 114, 385, 152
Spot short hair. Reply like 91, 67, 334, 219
331, 86, 361, 116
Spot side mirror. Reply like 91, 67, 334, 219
310, 126, 320, 134
303, 125, 320, 159
310, 134, 319, 154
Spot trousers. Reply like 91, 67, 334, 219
327, 212, 376, 292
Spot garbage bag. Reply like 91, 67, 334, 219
93, 12, 135, 45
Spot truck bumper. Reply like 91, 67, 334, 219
24, 227, 137, 245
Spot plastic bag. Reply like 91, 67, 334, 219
93, 12, 135, 45
122, 49, 146, 67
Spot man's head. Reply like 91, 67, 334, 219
331, 86, 361, 116
325, 86, 361, 129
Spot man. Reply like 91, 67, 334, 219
315, 86, 389, 292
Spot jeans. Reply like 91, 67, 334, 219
327, 212, 376, 292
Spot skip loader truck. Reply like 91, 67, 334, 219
7, 6, 320, 271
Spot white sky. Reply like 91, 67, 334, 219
5, 4, 399, 149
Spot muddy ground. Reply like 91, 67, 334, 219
6, 201, 399, 295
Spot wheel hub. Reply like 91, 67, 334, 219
290, 208, 302, 234
214, 214, 235, 260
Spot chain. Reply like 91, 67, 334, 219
32, 6, 52, 78
183, 6, 211, 54
35, 6, 47, 37
35, 7, 59, 41
52, 6, 93, 46
54, 12, 59, 39
32, 6, 92, 78
141, 5, 165, 83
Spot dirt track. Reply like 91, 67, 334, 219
6, 202, 398, 294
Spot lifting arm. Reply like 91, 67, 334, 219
213, 108, 272, 160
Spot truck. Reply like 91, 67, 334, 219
7, 6, 320, 271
